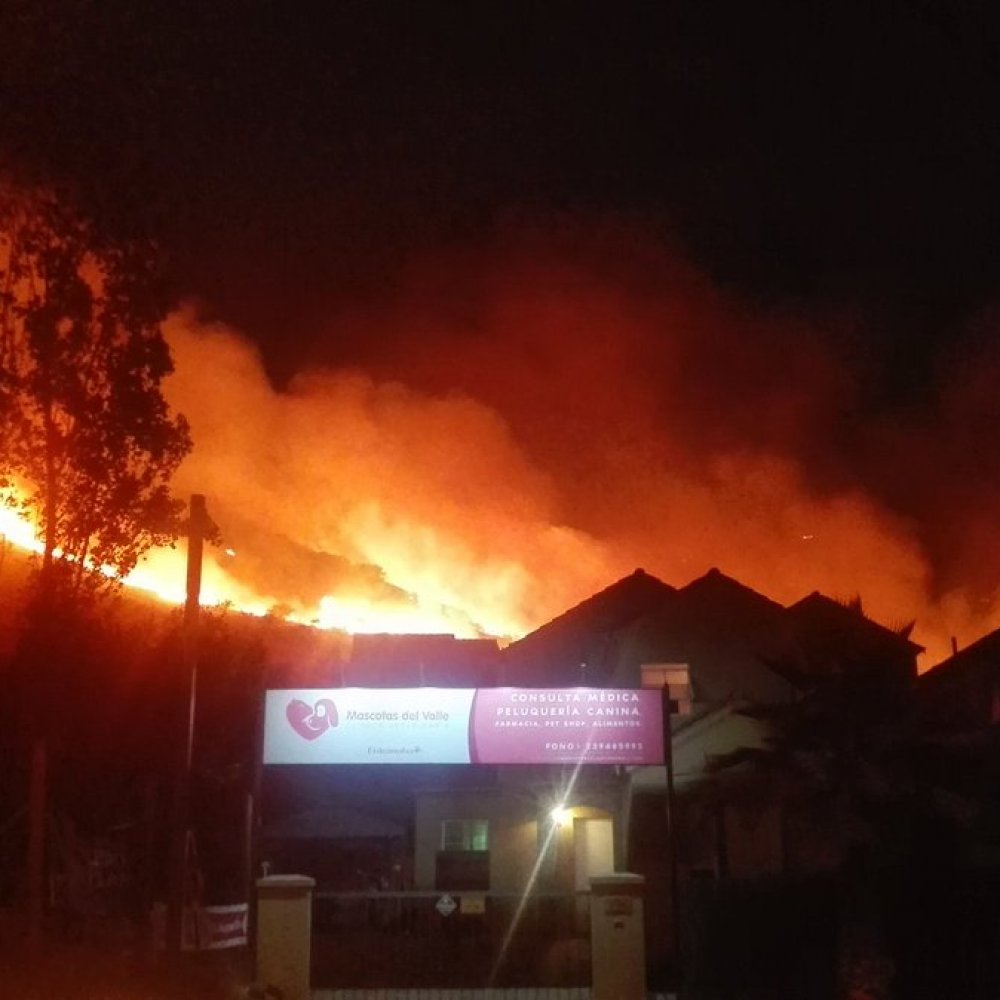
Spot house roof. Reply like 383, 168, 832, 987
914, 626, 1000, 732
501, 568, 676, 684
787, 591, 922, 649
672, 568, 788, 630
677, 567, 785, 613
516, 568, 676, 642
784, 591, 923, 680
633, 568, 797, 703
921, 626, 1000, 681
501, 565, 922, 698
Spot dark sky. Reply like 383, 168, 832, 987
4, 1, 1000, 643
3, 0, 999, 386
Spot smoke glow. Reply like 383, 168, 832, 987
3, 227, 998, 663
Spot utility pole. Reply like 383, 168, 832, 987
166, 494, 207, 954
641, 663, 691, 992
661, 684, 681, 978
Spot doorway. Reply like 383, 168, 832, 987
573, 816, 614, 891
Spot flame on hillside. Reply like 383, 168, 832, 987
0, 485, 504, 636
4, 227, 999, 662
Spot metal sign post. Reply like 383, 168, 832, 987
641, 664, 692, 988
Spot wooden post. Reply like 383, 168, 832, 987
166, 494, 206, 954
246, 667, 267, 949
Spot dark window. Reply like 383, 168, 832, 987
441, 819, 488, 852
437, 819, 489, 889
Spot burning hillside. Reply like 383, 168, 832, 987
2, 226, 997, 663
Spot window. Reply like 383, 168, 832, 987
437, 819, 490, 889
641, 662, 692, 715
441, 819, 488, 853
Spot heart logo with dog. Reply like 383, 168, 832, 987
286, 697, 339, 740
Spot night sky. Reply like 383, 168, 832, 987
4, 2, 998, 371
3, 1, 1000, 640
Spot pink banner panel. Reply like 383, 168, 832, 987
471, 688, 664, 764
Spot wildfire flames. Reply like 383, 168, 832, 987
0, 487, 498, 637
3, 232, 998, 662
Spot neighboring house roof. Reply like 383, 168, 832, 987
501, 566, 921, 706
916, 626, 1000, 731
923, 626, 1000, 677
784, 591, 922, 682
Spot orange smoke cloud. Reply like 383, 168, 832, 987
161, 311, 617, 638
156, 223, 998, 665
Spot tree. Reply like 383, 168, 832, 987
0, 177, 192, 952
0, 177, 190, 588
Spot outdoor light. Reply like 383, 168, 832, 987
550, 805, 571, 827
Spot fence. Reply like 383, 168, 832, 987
313, 990, 594, 1000
311, 891, 591, 989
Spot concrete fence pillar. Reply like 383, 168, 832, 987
590, 872, 646, 1000
256, 874, 315, 1000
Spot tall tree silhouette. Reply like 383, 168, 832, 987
0, 177, 191, 950
0, 179, 190, 584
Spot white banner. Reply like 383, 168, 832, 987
264, 688, 476, 764
263, 687, 664, 765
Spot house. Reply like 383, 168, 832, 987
260, 567, 922, 985
261, 634, 502, 895
498, 567, 921, 975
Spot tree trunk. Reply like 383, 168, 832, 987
26, 736, 46, 955
42, 393, 58, 578
26, 393, 58, 952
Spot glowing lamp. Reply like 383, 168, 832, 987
550, 805, 571, 827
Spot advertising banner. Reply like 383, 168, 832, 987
263, 687, 664, 765
151, 902, 248, 951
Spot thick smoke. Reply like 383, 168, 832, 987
163, 311, 615, 638
162, 222, 999, 665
